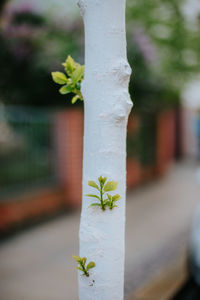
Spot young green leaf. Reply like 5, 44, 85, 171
87, 176, 120, 211
112, 194, 121, 201
85, 194, 100, 200
107, 194, 112, 201
51, 72, 68, 84
52, 55, 84, 104
59, 85, 72, 95
98, 176, 107, 186
88, 181, 99, 190
73, 255, 95, 277
104, 181, 118, 192
82, 257, 87, 264
89, 203, 101, 207
75, 82, 81, 90
63, 55, 75, 75
72, 95, 80, 104
72, 255, 81, 263
86, 262, 96, 270
109, 204, 118, 210
71, 65, 84, 85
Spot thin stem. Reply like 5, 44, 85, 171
100, 185, 105, 210
80, 261, 89, 277
110, 198, 113, 209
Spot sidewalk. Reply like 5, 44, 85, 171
129, 255, 187, 300
0, 161, 199, 300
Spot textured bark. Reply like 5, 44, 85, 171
78, 0, 132, 299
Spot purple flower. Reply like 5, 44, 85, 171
133, 27, 157, 64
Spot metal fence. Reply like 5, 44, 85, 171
0, 105, 56, 199
127, 112, 157, 166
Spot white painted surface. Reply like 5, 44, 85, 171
182, 109, 198, 158
182, 77, 200, 158
78, 0, 132, 299
182, 77, 200, 110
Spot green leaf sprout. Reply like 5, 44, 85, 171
86, 176, 121, 211
72, 255, 95, 277
51, 55, 84, 104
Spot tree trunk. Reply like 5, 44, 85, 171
78, 0, 132, 299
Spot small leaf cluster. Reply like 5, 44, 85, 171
86, 176, 121, 211
51, 55, 84, 104
72, 255, 95, 277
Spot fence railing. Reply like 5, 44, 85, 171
0, 106, 176, 232
0, 105, 56, 199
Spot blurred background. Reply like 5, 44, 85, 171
0, 0, 200, 299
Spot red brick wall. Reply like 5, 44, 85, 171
0, 187, 65, 231
156, 110, 176, 175
54, 109, 83, 207
0, 108, 177, 232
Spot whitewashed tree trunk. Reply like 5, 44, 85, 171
77, 0, 132, 299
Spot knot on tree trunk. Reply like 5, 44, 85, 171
111, 59, 132, 88
113, 93, 133, 122
99, 91, 132, 124
77, 0, 87, 16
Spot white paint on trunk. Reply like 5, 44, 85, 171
78, 0, 132, 299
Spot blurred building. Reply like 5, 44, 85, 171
182, 78, 200, 161
0, 0, 199, 235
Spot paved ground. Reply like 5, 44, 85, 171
129, 255, 187, 300
0, 161, 199, 300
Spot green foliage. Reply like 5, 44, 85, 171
106, 194, 121, 210
88, 180, 100, 190
0, 5, 84, 107
104, 180, 118, 192
12, 10, 46, 27
72, 255, 95, 277
52, 72, 68, 84
86, 176, 121, 211
51, 55, 84, 104
0, 9, 62, 107
127, 0, 200, 90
